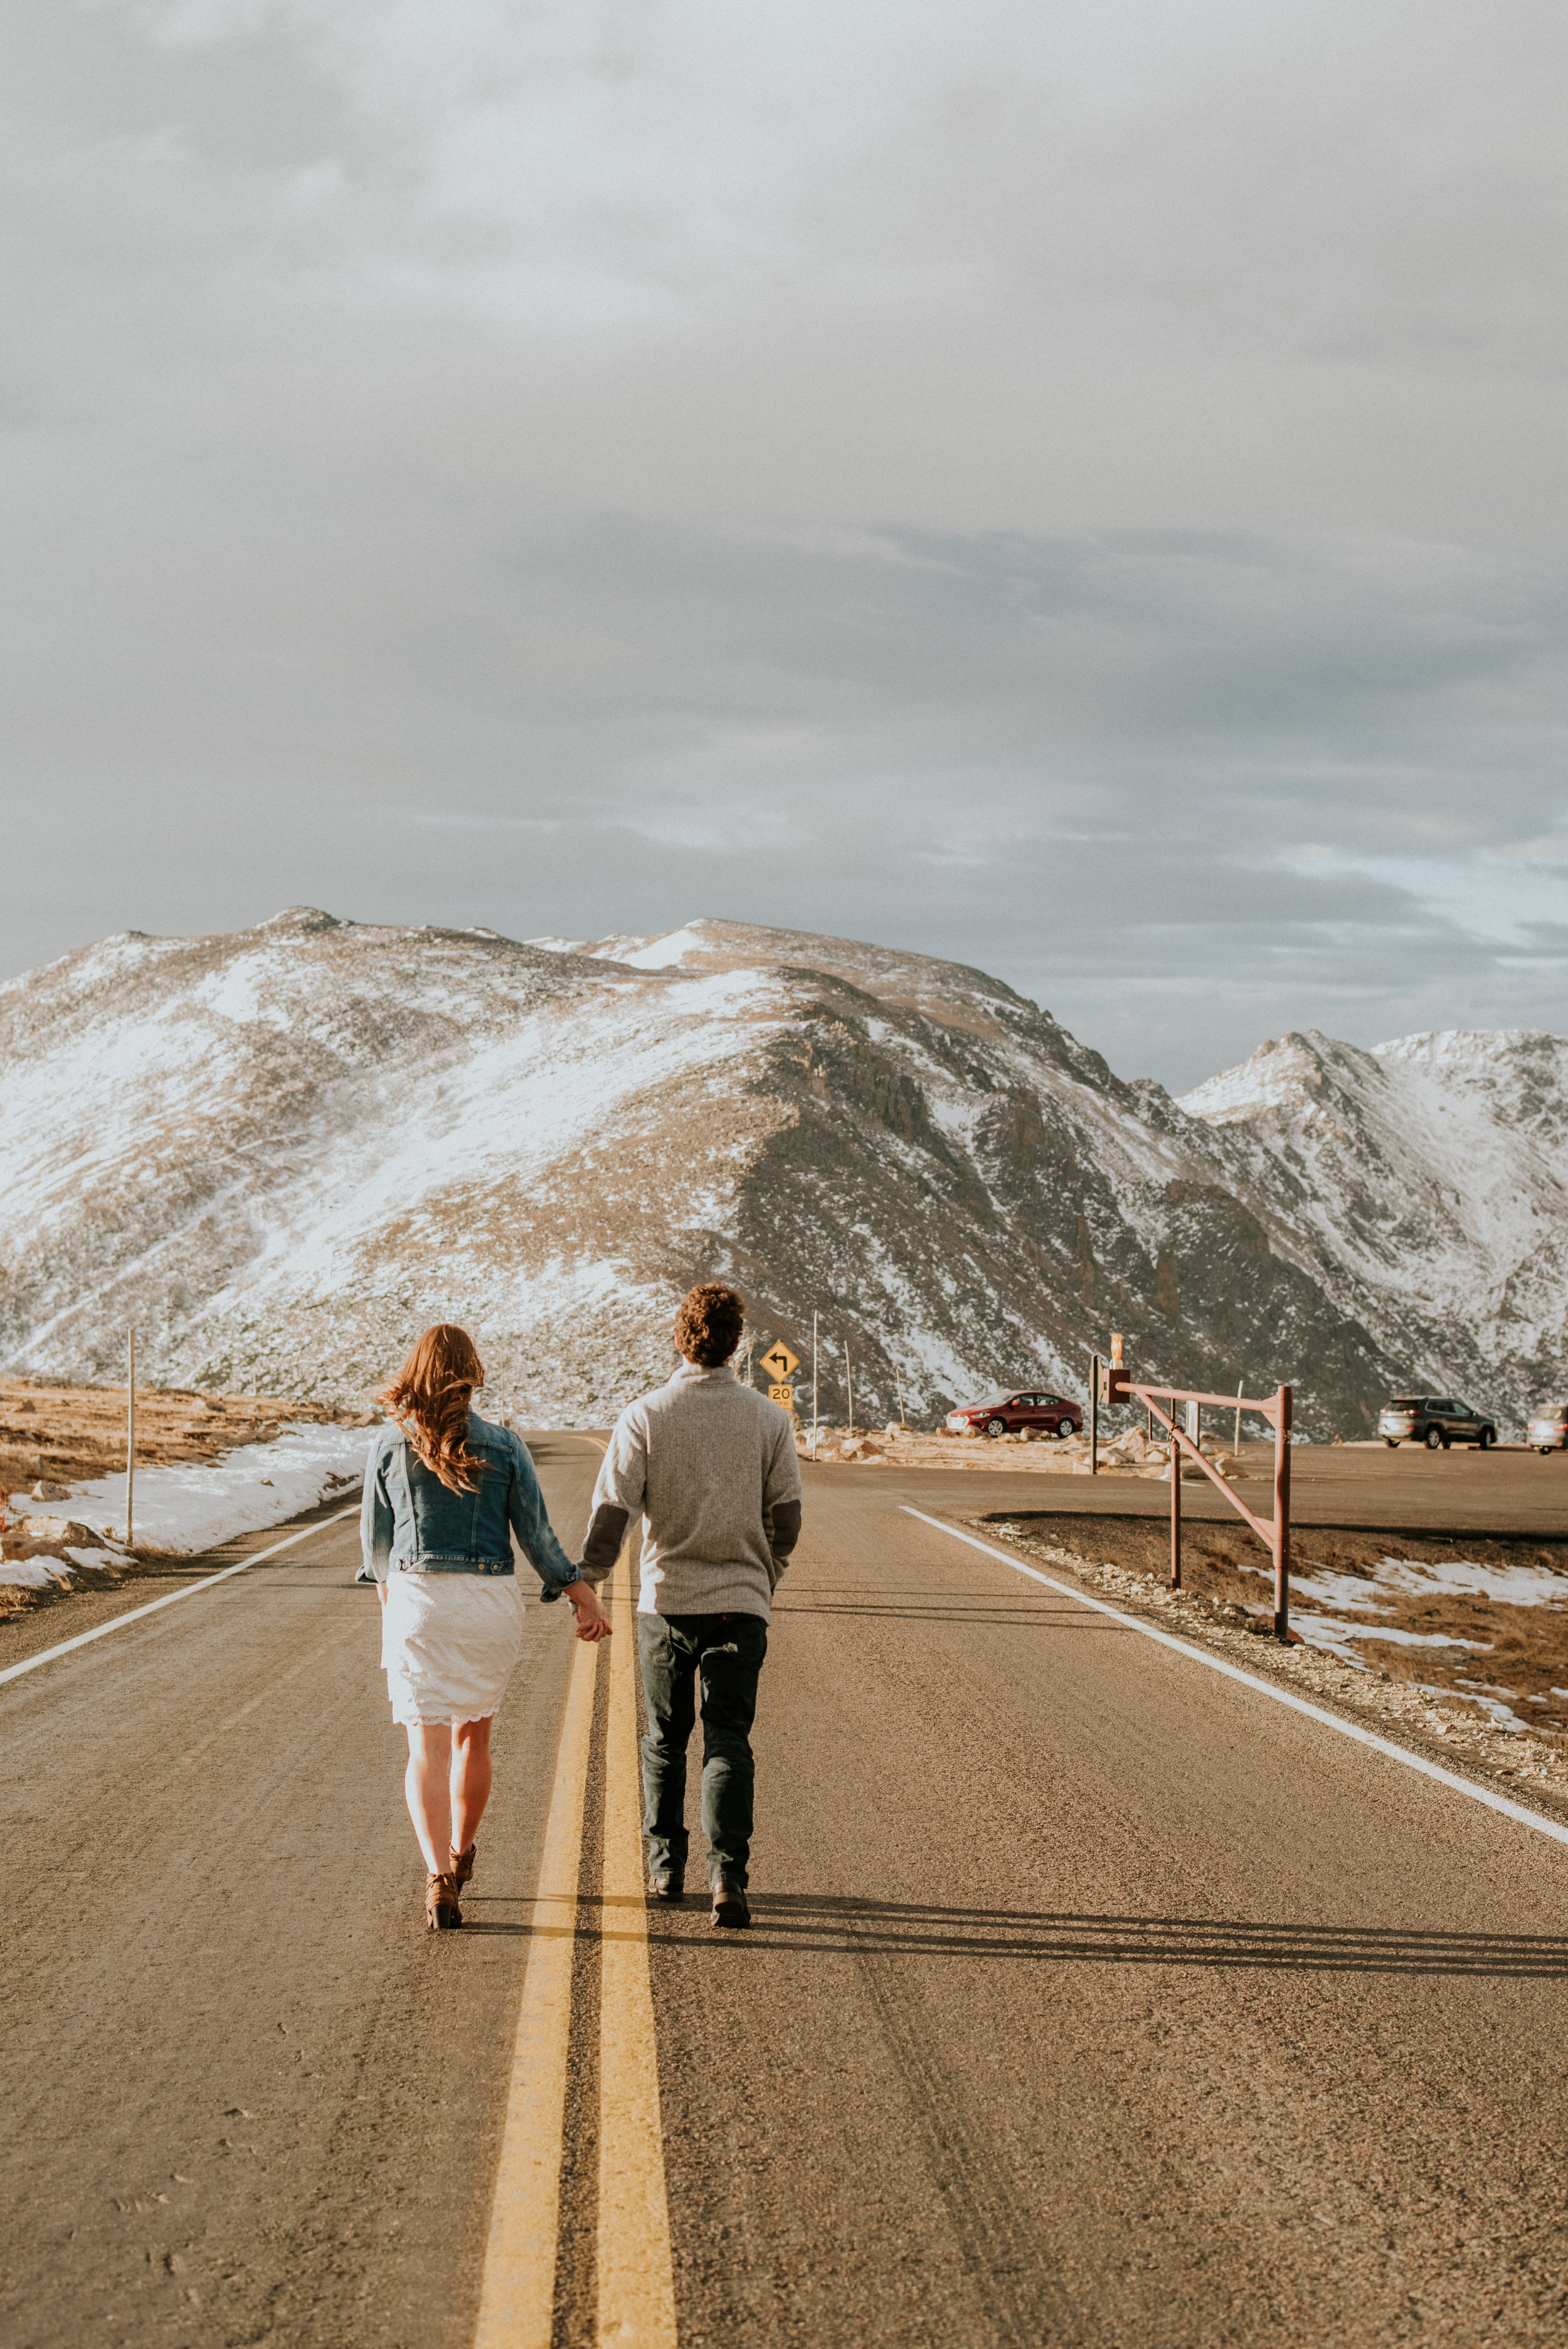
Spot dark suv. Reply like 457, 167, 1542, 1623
946, 1391, 1083, 1439
1377, 1397, 1497, 1451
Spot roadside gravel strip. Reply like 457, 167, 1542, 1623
913, 1509, 1568, 1848
0, 1503, 362, 1685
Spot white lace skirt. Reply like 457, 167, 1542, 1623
381, 1572, 527, 1728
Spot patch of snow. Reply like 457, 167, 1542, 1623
615, 926, 713, 970
1419, 1679, 1530, 1732
1372, 1554, 1568, 1607
1288, 1569, 1399, 1615
9, 1421, 373, 1554
0, 1557, 72, 1589
1456, 1694, 1530, 1732
1291, 1615, 1493, 1664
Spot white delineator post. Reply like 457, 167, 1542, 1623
811, 1312, 819, 1460
125, 1327, 137, 1550
844, 1338, 853, 1440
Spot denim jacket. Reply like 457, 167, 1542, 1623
357, 1411, 578, 1589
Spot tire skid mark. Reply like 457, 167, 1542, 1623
847, 1923, 1082, 2347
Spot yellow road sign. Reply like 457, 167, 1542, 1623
768, 1383, 796, 1409
761, 1343, 799, 1381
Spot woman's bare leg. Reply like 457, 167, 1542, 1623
450, 1717, 494, 1857
405, 1723, 455, 1872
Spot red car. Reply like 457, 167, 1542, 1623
946, 1390, 1082, 1439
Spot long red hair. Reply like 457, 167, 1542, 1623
378, 1324, 489, 1493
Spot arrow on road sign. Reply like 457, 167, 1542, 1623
760, 1343, 799, 1381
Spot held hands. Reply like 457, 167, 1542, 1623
563, 1578, 612, 1642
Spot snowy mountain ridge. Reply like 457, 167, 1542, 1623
1, 910, 1562, 1434
1177, 1026, 1568, 1416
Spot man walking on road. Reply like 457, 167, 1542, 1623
581, 1283, 802, 1927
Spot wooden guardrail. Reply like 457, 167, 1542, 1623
1103, 1355, 1293, 1640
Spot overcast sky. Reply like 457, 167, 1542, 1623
3, 1, 1565, 1090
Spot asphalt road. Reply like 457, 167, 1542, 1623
908, 1436, 1568, 1537
0, 1437, 599, 2349
5, 1442, 1568, 2347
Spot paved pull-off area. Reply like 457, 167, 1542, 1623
4, 1441, 1568, 2347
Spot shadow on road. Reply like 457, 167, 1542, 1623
660, 1895, 1568, 1975
458, 1892, 1568, 1973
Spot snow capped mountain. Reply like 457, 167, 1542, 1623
1178, 1027, 1568, 1418
1, 910, 1560, 1433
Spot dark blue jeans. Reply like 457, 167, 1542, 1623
636, 1611, 768, 1889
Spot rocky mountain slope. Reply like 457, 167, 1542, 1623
0, 910, 1560, 1435
1179, 1027, 1568, 1421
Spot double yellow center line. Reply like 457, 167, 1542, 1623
474, 1479, 677, 2348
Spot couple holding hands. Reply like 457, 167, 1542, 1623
359, 1283, 803, 1931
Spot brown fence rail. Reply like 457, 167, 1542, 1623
1107, 1362, 1293, 1640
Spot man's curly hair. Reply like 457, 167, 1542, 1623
674, 1283, 745, 1367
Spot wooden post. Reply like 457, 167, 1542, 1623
1273, 1384, 1293, 1638
894, 1362, 906, 1428
1234, 1378, 1242, 1457
1170, 1410, 1182, 1588
125, 1327, 137, 1551
1089, 1352, 1099, 1476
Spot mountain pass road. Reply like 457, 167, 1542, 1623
3, 1443, 1567, 2347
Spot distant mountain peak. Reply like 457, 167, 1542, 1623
259, 906, 347, 934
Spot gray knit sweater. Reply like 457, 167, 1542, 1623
583, 1361, 803, 1620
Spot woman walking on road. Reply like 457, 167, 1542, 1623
359, 1324, 610, 1930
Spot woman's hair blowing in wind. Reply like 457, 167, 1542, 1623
378, 1324, 490, 1493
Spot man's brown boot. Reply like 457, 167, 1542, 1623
648, 1873, 684, 1902
711, 1878, 750, 1929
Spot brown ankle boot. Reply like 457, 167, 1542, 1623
425, 1872, 464, 1931
711, 1878, 751, 1929
451, 1840, 477, 1889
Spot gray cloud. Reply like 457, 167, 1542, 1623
1, 1, 1565, 1090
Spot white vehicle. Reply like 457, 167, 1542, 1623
1527, 1404, 1568, 1455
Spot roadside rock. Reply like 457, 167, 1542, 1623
4, 1515, 104, 1549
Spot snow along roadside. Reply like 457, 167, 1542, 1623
903, 1507, 1568, 1854
8, 1421, 376, 1557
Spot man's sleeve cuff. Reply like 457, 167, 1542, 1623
580, 1501, 630, 1580
769, 1499, 802, 1557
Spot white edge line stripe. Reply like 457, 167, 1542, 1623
0, 1503, 363, 1689
901, 1505, 1568, 1853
